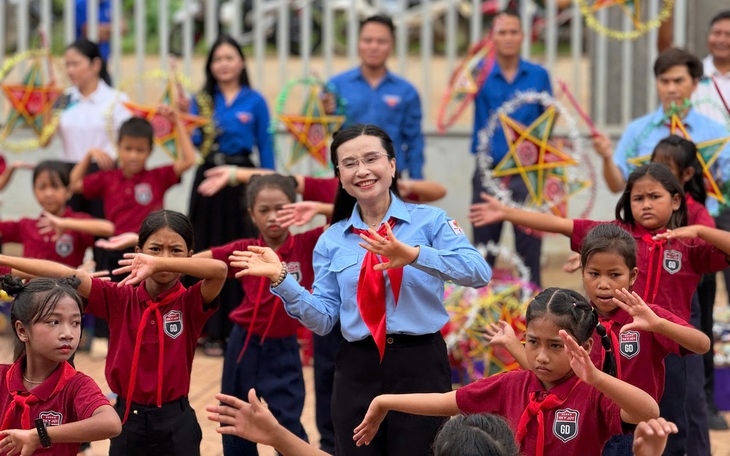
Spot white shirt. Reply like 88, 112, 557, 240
58, 81, 131, 162
691, 56, 730, 127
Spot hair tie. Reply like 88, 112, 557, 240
572, 302, 577, 308
0, 289, 13, 302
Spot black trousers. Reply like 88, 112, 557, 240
332, 333, 451, 456
110, 397, 202, 456
313, 322, 345, 454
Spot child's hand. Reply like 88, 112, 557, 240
613, 288, 661, 333
277, 202, 320, 228
95, 232, 140, 251
206, 389, 279, 446
563, 252, 581, 273
230, 246, 283, 281
652, 226, 700, 241
321, 92, 336, 114
484, 321, 519, 348
88, 147, 116, 170
11, 161, 34, 171
37, 211, 65, 240
197, 166, 232, 197
114, 253, 157, 287
0, 428, 40, 456
633, 418, 677, 456
352, 396, 387, 447
560, 329, 599, 385
157, 104, 179, 123
468, 193, 506, 227
591, 133, 613, 160
358, 222, 419, 270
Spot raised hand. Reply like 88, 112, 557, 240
613, 288, 660, 333
633, 418, 677, 456
95, 232, 139, 251
37, 211, 65, 240
88, 147, 116, 170
560, 329, 599, 385
468, 192, 506, 227
206, 389, 278, 446
591, 133, 613, 160
358, 222, 419, 270
230, 245, 283, 281
484, 321, 518, 348
277, 202, 320, 228
652, 226, 701, 241
113, 253, 157, 287
197, 166, 231, 197
352, 396, 388, 447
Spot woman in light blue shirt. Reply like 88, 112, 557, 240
232, 124, 492, 455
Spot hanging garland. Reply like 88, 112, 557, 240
577, 0, 675, 41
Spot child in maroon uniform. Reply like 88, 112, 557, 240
0, 161, 114, 267
0, 276, 120, 455
352, 288, 659, 456
70, 110, 196, 277
0, 210, 227, 456
195, 174, 325, 454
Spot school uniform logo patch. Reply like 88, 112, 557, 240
163, 310, 183, 339
237, 112, 252, 124
619, 330, 640, 359
134, 183, 153, 206
38, 411, 63, 426
286, 262, 302, 283
662, 250, 682, 274
55, 234, 74, 258
448, 219, 464, 236
553, 409, 579, 443
383, 95, 401, 107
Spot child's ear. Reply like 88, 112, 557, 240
681, 166, 695, 184
671, 193, 682, 211
135, 246, 141, 253
582, 337, 594, 354
15, 321, 29, 342
188, 249, 194, 258
629, 267, 638, 288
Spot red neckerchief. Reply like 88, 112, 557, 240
712, 76, 730, 115
514, 379, 582, 456
599, 318, 623, 380
237, 234, 294, 363
640, 234, 667, 303
350, 217, 403, 362
123, 283, 186, 424
1, 360, 76, 430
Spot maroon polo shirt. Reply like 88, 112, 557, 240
0, 358, 109, 456
686, 195, 715, 228
0, 208, 94, 267
83, 165, 179, 235
456, 370, 622, 456
590, 304, 691, 402
85, 278, 217, 405
571, 219, 729, 321
212, 227, 324, 338
303, 176, 338, 204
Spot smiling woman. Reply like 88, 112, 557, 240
229, 123, 492, 455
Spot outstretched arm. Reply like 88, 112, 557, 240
114, 254, 227, 303
468, 193, 574, 236
484, 321, 529, 370
655, 225, 730, 258
0, 162, 33, 191
37, 211, 115, 238
207, 390, 328, 456
0, 255, 91, 297
561, 330, 659, 424
592, 133, 626, 193
398, 179, 447, 202
614, 289, 710, 354
352, 392, 458, 447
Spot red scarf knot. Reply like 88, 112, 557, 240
351, 217, 404, 362
640, 234, 667, 303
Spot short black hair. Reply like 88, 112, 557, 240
615, 164, 688, 229
360, 15, 395, 38
710, 10, 730, 27
138, 210, 194, 252
497, 9, 521, 23
33, 160, 70, 188
246, 174, 297, 209
653, 48, 703, 80
118, 117, 154, 148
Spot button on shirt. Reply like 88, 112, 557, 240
329, 68, 425, 178
59, 81, 131, 162
612, 107, 730, 213
470, 59, 552, 163
272, 195, 492, 341
191, 86, 274, 169
691, 56, 730, 126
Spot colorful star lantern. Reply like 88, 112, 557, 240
627, 114, 730, 204
443, 270, 537, 383
122, 80, 208, 159
278, 85, 345, 167
492, 107, 590, 217
0, 58, 62, 142
591, 0, 642, 28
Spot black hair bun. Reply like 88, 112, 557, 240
0, 275, 24, 297
59, 276, 82, 290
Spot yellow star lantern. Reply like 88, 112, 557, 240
278, 84, 345, 167
627, 114, 729, 204
591, 0, 642, 28
493, 107, 590, 217
0, 57, 62, 142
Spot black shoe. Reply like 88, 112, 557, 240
707, 408, 729, 431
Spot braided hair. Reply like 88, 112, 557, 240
5, 276, 83, 361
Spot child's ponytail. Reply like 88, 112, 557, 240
593, 309, 618, 377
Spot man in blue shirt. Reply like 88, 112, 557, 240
75, 0, 127, 62
471, 10, 552, 287
327, 15, 425, 179
593, 47, 724, 456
